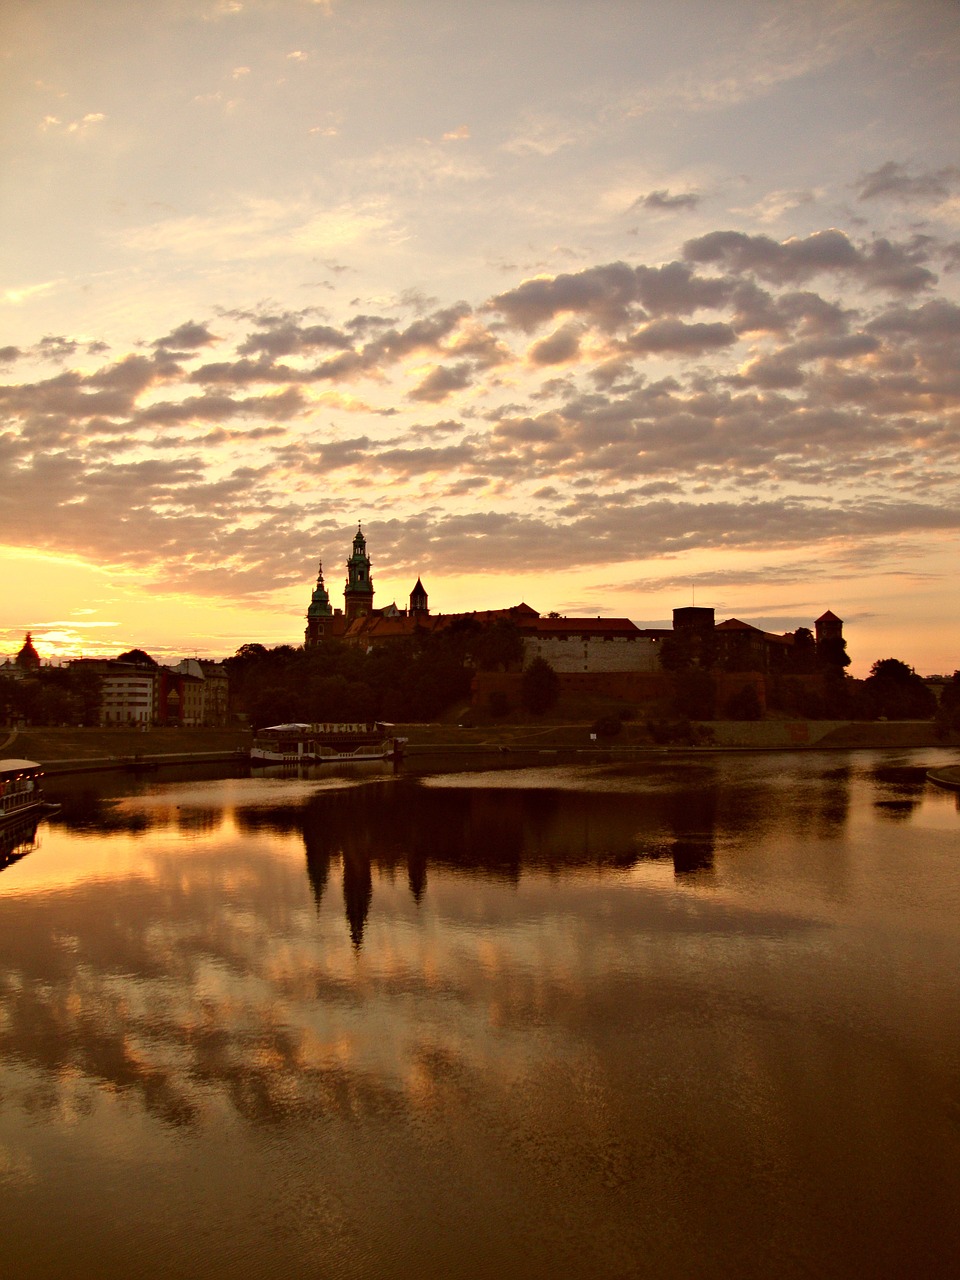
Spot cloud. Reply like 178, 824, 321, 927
118, 198, 394, 261
637, 190, 701, 212
37, 335, 79, 360
1, 221, 959, 601
489, 261, 730, 333
237, 320, 353, 358
3, 279, 61, 305
856, 161, 960, 203
409, 363, 473, 403
502, 113, 584, 156
624, 318, 737, 356
39, 112, 106, 135
153, 321, 219, 351
732, 189, 817, 224
683, 229, 936, 293
528, 326, 582, 367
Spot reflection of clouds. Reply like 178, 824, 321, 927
0, 758, 864, 1142
0, 831, 822, 1136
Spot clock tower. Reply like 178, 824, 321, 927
344, 523, 374, 621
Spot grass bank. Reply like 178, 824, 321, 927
1, 726, 252, 767
2, 719, 953, 769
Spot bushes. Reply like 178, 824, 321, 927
591, 715, 622, 738
521, 657, 560, 714
723, 684, 762, 721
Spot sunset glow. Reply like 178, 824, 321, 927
2, 1, 959, 676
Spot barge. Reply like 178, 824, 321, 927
251, 722, 406, 765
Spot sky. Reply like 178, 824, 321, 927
1, 0, 959, 676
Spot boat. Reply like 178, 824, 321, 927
0, 758, 56, 827
250, 722, 406, 765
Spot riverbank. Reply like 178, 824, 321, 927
0, 727, 252, 774
2, 718, 955, 773
397, 718, 956, 753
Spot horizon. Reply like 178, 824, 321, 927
2, 1, 958, 680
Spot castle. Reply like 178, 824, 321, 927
304, 524, 436, 645
304, 524, 655, 670
303, 527, 844, 688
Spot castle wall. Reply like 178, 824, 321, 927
473, 670, 670, 709
522, 635, 661, 674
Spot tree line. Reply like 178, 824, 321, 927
226, 618, 526, 728
3, 621, 956, 732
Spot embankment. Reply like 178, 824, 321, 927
1, 719, 954, 773
1, 727, 252, 774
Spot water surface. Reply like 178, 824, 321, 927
1, 751, 958, 1278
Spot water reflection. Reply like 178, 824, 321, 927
1, 752, 958, 1279
869, 762, 930, 820
0, 814, 40, 870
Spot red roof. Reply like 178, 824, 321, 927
532, 617, 640, 637
715, 618, 762, 632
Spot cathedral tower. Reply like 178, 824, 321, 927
304, 561, 334, 646
344, 523, 374, 621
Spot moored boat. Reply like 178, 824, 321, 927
0, 758, 56, 827
250, 722, 406, 764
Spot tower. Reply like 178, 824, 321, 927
410, 576, 429, 617
304, 561, 334, 647
815, 610, 843, 644
344, 523, 374, 621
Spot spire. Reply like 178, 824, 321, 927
344, 522, 374, 620
307, 560, 333, 618
305, 558, 334, 647
410, 576, 429, 616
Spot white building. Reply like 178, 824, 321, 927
522, 617, 664, 674
100, 672, 154, 726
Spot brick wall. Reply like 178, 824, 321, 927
473, 669, 671, 709
521, 635, 661, 673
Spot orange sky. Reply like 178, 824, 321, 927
2, 1, 958, 677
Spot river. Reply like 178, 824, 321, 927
1, 749, 958, 1278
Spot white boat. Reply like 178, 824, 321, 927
0, 758, 53, 826
250, 722, 406, 764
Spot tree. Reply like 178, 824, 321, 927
521, 657, 560, 714
724, 683, 763, 720
470, 619, 524, 672
117, 648, 158, 666
816, 635, 851, 674
16, 633, 40, 670
864, 658, 936, 720
935, 671, 960, 737
488, 689, 511, 718
789, 627, 818, 674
